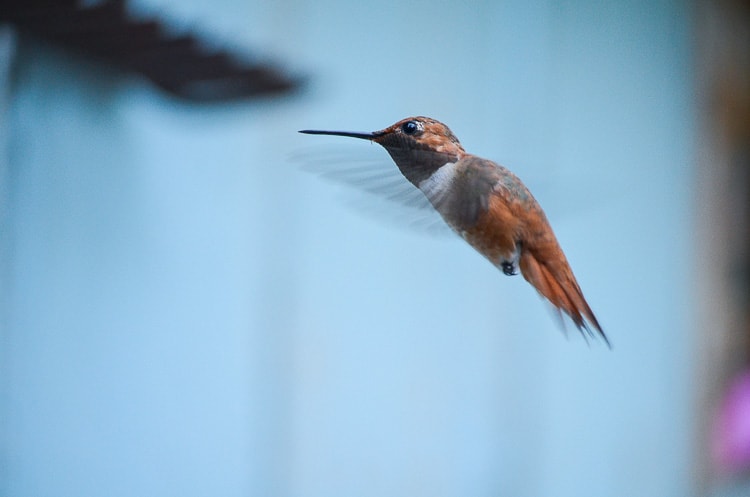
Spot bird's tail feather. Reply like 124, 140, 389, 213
519, 250, 609, 347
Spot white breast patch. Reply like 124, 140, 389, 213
417, 162, 457, 203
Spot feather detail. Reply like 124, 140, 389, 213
519, 249, 608, 346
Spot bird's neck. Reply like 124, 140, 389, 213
387, 148, 462, 186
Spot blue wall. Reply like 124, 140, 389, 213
2, 1, 695, 496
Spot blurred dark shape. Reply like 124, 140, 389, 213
709, 0, 750, 374
696, 0, 750, 494
0, 0, 302, 102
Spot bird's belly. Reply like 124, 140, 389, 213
419, 161, 519, 266
455, 196, 520, 266
459, 225, 515, 265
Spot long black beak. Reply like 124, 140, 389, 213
299, 129, 380, 140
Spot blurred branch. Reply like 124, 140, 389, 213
0, 0, 303, 102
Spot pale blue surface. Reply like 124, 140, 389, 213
2, 1, 695, 496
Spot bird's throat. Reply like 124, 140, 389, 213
387, 148, 460, 187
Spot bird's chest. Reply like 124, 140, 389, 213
417, 161, 458, 207
417, 161, 495, 229
417, 161, 521, 263
416, 161, 470, 232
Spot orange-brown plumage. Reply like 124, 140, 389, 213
300, 116, 607, 345
460, 165, 605, 343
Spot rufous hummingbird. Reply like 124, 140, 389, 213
300, 116, 608, 345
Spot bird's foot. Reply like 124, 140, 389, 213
501, 261, 518, 276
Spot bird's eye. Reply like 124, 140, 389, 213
401, 121, 420, 135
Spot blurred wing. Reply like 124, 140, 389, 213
288, 144, 450, 235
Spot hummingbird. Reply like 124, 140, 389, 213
300, 116, 608, 345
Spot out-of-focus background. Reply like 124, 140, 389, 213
1, 1, 749, 496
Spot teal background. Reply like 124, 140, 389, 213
1, 1, 695, 496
